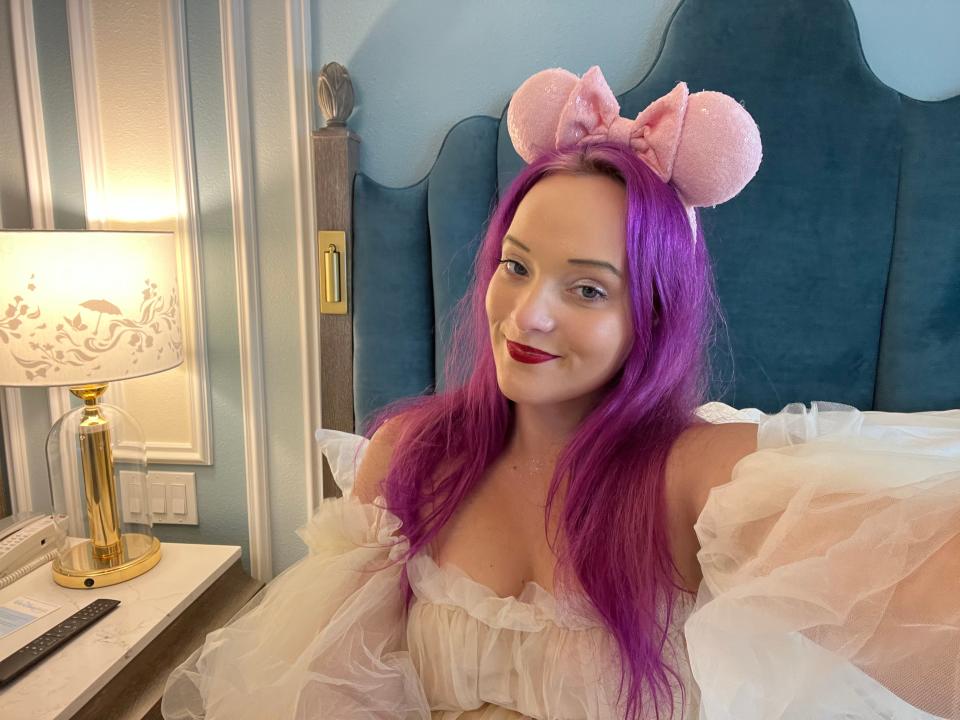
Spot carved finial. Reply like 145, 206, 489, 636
317, 62, 354, 127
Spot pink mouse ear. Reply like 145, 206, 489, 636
670, 91, 762, 208
507, 68, 579, 163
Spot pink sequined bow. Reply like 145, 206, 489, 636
507, 66, 763, 240
555, 67, 688, 184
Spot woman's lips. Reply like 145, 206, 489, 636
506, 340, 559, 364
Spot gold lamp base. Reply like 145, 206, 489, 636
53, 533, 162, 589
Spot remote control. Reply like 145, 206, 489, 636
0, 598, 120, 687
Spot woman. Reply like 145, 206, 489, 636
163, 68, 960, 720
354, 146, 758, 718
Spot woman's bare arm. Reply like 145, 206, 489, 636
662, 421, 759, 591
685, 422, 759, 528
353, 417, 407, 504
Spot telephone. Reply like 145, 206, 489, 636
0, 512, 67, 589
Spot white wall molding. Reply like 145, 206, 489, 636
9, 0, 77, 514
10, 0, 53, 229
220, 0, 273, 581
5, 0, 41, 514
284, 0, 322, 517
0, 202, 6, 514
68, 0, 212, 466
0, 389, 31, 513
150, 0, 213, 465
0, 204, 9, 514
65, 0, 106, 229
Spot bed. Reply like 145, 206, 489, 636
311, 0, 959, 498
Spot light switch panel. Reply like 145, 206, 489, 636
146, 471, 198, 525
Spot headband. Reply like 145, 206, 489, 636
506, 66, 762, 241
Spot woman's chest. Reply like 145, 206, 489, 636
428, 448, 702, 599
405, 531, 626, 718
403, 545, 696, 719
429, 462, 562, 598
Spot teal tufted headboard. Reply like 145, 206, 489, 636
343, 0, 959, 431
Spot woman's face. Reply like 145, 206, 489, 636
485, 172, 634, 409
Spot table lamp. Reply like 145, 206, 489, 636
0, 230, 183, 588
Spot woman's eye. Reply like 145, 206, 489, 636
576, 285, 608, 302
497, 259, 606, 302
498, 258, 528, 277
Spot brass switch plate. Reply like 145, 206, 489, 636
318, 230, 348, 315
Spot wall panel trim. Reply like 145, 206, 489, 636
65, 0, 106, 228
10, 0, 53, 228
9, 0, 76, 512
284, 0, 322, 518
156, 0, 213, 465
220, 0, 273, 581
0, 389, 31, 513
67, 0, 213, 465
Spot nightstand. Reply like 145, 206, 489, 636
0, 543, 263, 719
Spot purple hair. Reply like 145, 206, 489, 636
367, 141, 722, 719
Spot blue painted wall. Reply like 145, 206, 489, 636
312, 0, 960, 187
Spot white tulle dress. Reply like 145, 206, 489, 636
161, 402, 960, 720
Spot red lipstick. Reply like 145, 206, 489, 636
506, 340, 559, 364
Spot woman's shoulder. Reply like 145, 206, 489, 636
353, 414, 412, 504
671, 420, 759, 527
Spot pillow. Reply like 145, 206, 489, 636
315, 428, 369, 498
695, 401, 766, 423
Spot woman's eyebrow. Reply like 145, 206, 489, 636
567, 258, 622, 278
503, 234, 529, 251
504, 234, 622, 278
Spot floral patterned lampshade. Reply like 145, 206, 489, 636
0, 230, 183, 387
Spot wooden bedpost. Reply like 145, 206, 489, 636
313, 62, 358, 499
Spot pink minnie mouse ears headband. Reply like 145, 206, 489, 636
506, 66, 763, 242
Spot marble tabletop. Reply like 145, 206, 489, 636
0, 542, 240, 720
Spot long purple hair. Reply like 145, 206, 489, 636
366, 141, 722, 719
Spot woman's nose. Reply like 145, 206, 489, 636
511, 282, 556, 334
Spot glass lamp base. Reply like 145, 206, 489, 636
52, 533, 161, 589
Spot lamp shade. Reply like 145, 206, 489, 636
0, 230, 183, 387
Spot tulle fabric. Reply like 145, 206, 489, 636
160, 488, 695, 719
687, 402, 960, 719
405, 551, 696, 719
161, 402, 960, 719
160, 495, 432, 719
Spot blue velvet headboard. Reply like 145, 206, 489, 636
349, 0, 959, 430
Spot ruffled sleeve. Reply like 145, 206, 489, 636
686, 402, 960, 719
161, 493, 431, 719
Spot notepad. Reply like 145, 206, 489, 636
0, 596, 60, 639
